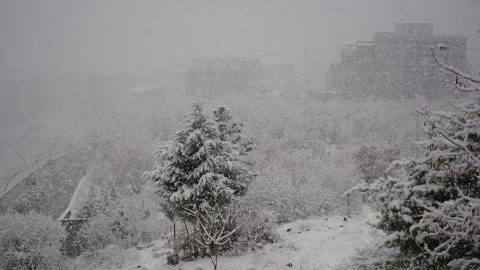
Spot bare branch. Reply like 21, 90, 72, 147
1, 168, 26, 198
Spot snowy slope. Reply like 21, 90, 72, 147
116, 206, 383, 270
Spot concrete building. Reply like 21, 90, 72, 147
326, 23, 467, 99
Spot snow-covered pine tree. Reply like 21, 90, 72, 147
144, 98, 253, 223
213, 106, 253, 156
351, 45, 480, 269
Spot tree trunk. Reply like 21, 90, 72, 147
184, 221, 194, 260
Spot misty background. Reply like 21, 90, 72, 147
0, 0, 479, 69
1, 0, 480, 185
1, 1, 480, 269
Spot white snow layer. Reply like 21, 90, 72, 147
115, 206, 384, 270
58, 173, 90, 220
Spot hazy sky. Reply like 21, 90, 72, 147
0, 0, 479, 69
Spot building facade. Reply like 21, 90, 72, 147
327, 23, 467, 99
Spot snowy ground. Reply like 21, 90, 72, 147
117, 206, 384, 270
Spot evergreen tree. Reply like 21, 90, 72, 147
351, 45, 480, 269
213, 106, 253, 156
144, 99, 254, 223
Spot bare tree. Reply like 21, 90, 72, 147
0, 168, 26, 199
13, 150, 47, 187
38, 137, 63, 173
186, 187, 242, 270
59, 126, 79, 152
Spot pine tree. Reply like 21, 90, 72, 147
351, 45, 480, 269
213, 106, 253, 155
144, 98, 254, 223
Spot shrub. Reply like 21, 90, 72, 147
0, 211, 66, 270
354, 145, 400, 184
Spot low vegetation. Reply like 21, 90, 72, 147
1, 47, 477, 269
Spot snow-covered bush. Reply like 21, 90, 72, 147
246, 145, 361, 223
107, 141, 153, 193
77, 213, 117, 251
114, 190, 161, 246
210, 95, 414, 225
354, 145, 400, 184
11, 185, 45, 214
233, 207, 279, 253
76, 136, 161, 250
0, 211, 66, 270
77, 187, 160, 249
169, 223, 195, 261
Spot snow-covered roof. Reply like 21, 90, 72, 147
58, 174, 90, 221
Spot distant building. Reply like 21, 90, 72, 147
185, 58, 261, 96
326, 23, 467, 99
185, 55, 307, 97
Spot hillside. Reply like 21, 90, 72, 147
0, 147, 93, 219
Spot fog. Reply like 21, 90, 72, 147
1, 0, 480, 194
1, 1, 480, 269
1, 0, 480, 196
0, 0, 479, 69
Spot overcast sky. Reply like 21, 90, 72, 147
0, 0, 479, 69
